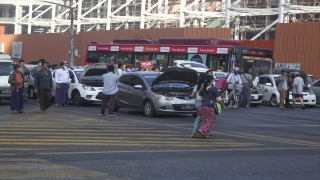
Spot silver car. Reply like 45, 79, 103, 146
310, 80, 320, 104
115, 68, 198, 117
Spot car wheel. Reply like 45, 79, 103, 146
144, 100, 156, 117
305, 105, 315, 108
250, 103, 260, 107
270, 95, 279, 107
72, 91, 83, 106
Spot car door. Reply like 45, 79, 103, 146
116, 75, 132, 106
259, 77, 268, 101
126, 75, 145, 108
311, 80, 320, 103
264, 77, 275, 99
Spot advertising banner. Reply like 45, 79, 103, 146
275, 63, 300, 70
140, 60, 153, 69
12, 42, 23, 58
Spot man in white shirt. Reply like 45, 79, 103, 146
54, 62, 70, 107
227, 67, 242, 108
118, 63, 123, 76
293, 71, 305, 110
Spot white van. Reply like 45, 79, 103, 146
0, 54, 15, 101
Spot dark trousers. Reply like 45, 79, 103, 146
40, 89, 52, 111
285, 88, 290, 107
100, 94, 115, 115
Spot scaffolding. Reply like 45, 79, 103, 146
0, 0, 319, 40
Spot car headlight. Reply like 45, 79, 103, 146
82, 85, 95, 91
156, 95, 172, 100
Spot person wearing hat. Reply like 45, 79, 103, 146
293, 71, 305, 110
277, 69, 288, 110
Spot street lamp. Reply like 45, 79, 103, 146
40, 0, 75, 66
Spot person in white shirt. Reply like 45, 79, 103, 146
54, 62, 70, 107
293, 71, 305, 110
252, 74, 260, 90
118, 63, 123, 76
227, 67, 242, 108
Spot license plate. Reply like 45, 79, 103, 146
181, 104, 194, 110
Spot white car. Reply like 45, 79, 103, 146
173, 60, 209, 74
259, 74, 316, 107
52, 63, 118, 106
213, 71, 228, 79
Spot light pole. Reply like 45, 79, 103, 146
41, 0, 74, 66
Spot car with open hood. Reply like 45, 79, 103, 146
51, 63, 118, 106
114, 68, 198, 117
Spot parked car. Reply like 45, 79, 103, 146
114, 68, 198, 117
310, 80, 320, 104
307, 74, 317, 85
213, 71, 228, 79
52, 64, 118, 106
173, 60, 209, 74
259, 73, 316, 107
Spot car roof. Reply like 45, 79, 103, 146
174, 60, 203, 64
260, 74, 280, 77
123, 71, 161, 76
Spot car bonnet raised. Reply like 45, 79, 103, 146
151, 68, 198, 87
79, 63, 118, 86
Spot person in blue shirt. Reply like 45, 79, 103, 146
198, 75, 227, 138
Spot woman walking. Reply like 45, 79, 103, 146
190, 74, 206, 138
198, 75, 227, 138
8, 64, 27, 114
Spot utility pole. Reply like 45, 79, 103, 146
41, 0, 75, 66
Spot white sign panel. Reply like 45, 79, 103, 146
88, 46, 96, 51
134, 46, 144, 52
275, 63, 300, 70
111, 46, 119, 51
160, 47, 170, 52
12, 42, 23, 58
187, 47, 198, 53
217, 48, 228, 54
0, 43, 4, 53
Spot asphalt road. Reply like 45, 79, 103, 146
0, 99, 319, 180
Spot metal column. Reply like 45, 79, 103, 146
28, 0, 33, 34
140, 0, 146, 29
225, 0, 231, 28
179, 0, 186, 27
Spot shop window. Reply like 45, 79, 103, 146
117, 52, 133, 67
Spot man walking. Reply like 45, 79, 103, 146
98, 65, 119, 117
293, 71, 305, 110
34, 62, 53, 114
32, 59, 46, 105
240, 69, 252, 108
55, 62, 70, 107
227, 67, 242, 108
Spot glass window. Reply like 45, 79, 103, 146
244, 59, 271, 75
169, 53, 188, 66
130, 76, 144, 87
152, 53, 169, 67
266, 78, 273, 86
99, 52, 116, 63
313, 81, 320, 87
259, 77, 266, 85
180, 63, 208, 69
117, 52, 133, 67
143, 75, 158, 86
119, 75, 132, 85
74, 70, 83, 80
0, 62, 14, 76
87, 52, 100, 63
134, 53, 151, 68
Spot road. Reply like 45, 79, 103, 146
0, 99, 319, 180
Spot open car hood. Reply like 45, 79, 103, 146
79, 63, 118, 86
151, 68, 198, 89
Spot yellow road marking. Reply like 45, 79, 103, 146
223, 132, 320, 148
0, 158, 48, 162
0, 164, 75, 169
0, 171, 106, 178
0, 148, 50, 151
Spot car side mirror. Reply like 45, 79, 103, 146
134, 84, 143, 89
266, 83, 272, 86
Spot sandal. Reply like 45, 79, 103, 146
18, 110, 26, 114
97, 114, 105, 117
108, 115, 116, 117
191, 134, 201, 138
10, 111, 19, 114
197, 130, 206, 138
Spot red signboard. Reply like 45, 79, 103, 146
144, 46, 160, 52
140, 60, 153, 69
197, 47, 216, 54
96, 46, 111, 51
119, 46, 135, 52
169, 47, 188, 53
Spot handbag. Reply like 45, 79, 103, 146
206, 89, 221, 115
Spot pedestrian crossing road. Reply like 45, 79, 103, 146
0, 101, 319, 179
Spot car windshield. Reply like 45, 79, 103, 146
307, 76, 313, 84
143, 75, 158, 86
180, 63, 208, 69
0, 62, 14, 76
74, 70, 83, 80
